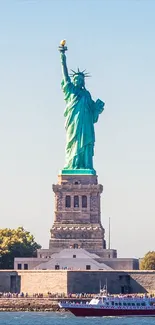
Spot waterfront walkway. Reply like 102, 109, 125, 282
0, 296, 92, 312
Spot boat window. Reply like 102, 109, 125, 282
115, 303, 118, 306
123, 303, 126, 306
141, 303, 146, 306
106, 302, 109, 306
111, 301, 114, 306
127, 303, 131, 306
119, 302, 121, 306
132, 303, 135, 306
137, 303, 140, 306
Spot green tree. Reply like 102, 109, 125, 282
140, 251, 155, 270
0, 227, 41, 269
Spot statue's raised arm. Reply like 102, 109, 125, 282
58, 40, 69, 83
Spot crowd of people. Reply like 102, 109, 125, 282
0, 292, 94, 299
1, 291, 154, 299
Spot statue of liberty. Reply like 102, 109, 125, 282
59, 40, 104, 174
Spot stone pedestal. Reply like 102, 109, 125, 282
49, 173, 116, 257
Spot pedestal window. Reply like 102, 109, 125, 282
82, 195, 87, 208
65, 195, 71, 208
74, 196, 79, 208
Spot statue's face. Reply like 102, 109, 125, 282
73, 74, 85, 88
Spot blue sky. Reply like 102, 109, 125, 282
0, 0, 155, 258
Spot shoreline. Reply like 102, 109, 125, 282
0, 297, 90, 312
0, 298, 62, 312
0, 308, 62, 312
0, 309, 62, 312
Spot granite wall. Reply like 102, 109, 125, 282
18, 270, 68, 295
1, 270, 155, 294
67, 271, 155, 294
0, 271, 19, 292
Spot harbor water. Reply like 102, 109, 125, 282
0, 312, 155, 325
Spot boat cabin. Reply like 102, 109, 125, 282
89, 295, 155, 308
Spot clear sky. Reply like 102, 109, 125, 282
0, 0, 155, 258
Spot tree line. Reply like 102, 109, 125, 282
0, 227, 41, 269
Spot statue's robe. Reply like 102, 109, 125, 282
61, 78, 104, 169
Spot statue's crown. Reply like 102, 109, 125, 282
70, 68, 90, 78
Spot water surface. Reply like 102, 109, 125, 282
0, 312, 154, 325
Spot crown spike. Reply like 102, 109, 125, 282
70, 69, 76, 74
70, 68, 91, 78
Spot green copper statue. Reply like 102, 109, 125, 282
59, 40, 104, 174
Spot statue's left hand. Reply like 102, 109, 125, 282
96, 99, 105, 111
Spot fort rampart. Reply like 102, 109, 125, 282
0, 270, 155, 295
